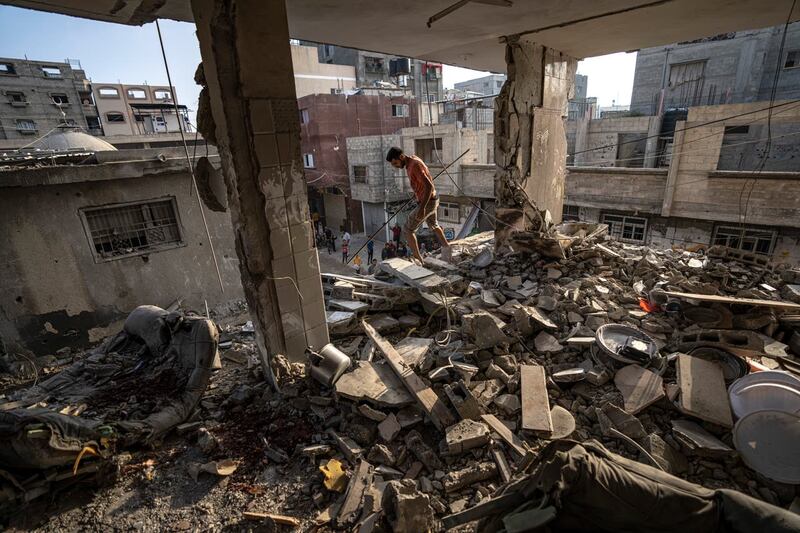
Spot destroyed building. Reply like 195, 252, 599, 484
1, 0, 800, 531
0, 130, 244, 357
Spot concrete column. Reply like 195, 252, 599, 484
191, 0, 328, 368
493, 38, 576, 244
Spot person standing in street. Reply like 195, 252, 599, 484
366, 239, 374, 263
392, 223, 402, 245
386, 146, 451, 264
341, 240, 349, 264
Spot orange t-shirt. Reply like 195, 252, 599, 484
405, 155, 434, 203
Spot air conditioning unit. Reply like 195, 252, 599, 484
389, 58, 411, 77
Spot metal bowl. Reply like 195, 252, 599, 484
732, 410, 800, 484
728, 370, 800, 420
595, 324, 659, 365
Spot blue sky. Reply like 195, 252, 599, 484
0, 5, 636, 121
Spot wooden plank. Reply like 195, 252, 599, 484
336, 459, 373, 527
663, 291, 800, 310
363, 320, 455, 431
614, 365, 665, 415
676, 354, 733, 428
519, 366, 553, 433
243, 512, 300, 527
481, 414, 527, 457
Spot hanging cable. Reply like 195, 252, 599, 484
155, 20, 225, 293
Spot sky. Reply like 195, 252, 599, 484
0, 5, 637, 122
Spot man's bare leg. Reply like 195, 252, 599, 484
405, 228, 424, 264
431, 226, 452, 261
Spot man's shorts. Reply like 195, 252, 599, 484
405, 196, 440, 233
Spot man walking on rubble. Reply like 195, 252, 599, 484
386, 146, 451, 264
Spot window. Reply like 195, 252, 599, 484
364, 56, 385, 73
300, 109, 310, 124
81, 199, 183, 260
438, 202, 460, 223
303, 153, 315, 168
127, 88, 147, 99
392, 104, 409, 117
712, 225, 776, 255
602, 213, 647, 243
563, 205, 580, 221
427, 94, 437, 103
15, 119, 37, 133
414, 137, 442, 162
153, 89, 172, 100
41, 66, 61, 78
0, 62, 16, 75
353, 165, 368, 183
106, 112, 125, 123
50, 93, 69, 105
98, 87, 120, 98
6, 91, 26, 105
724, 125, 750, 135
784, 50, 800, 69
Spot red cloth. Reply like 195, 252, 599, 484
405, 155, 434, 203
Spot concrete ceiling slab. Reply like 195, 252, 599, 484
2, 0, 798, 70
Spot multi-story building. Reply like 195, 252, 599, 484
308, 43, 445, 126
0, 57, 101, 139
630, 22, 800, 114
299, 91, 418, 234
92, 83, 190, 137
453, 74, 506, 98
291, 43, 356, 97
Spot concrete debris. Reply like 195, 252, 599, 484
445, 419, 490, 454
11, 231, 800, 527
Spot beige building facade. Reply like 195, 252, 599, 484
92, 83, 190, 136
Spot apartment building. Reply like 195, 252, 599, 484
630, 22, 800, 114
92, 83, 190, 136
299, 91, 418, 234
0, 57, 101, 139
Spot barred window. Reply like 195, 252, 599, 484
712, 225, 776, 255
602, 213, 647, 244
81, 198, 183, 260
438, 202, 460, 223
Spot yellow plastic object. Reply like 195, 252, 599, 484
319, 458, 347, 492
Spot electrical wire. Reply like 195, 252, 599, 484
155, 20, 225, 293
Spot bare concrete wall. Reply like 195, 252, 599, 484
565, 167, 667, 214
0, 170, 243, 355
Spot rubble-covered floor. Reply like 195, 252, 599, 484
3, 229, 800, 531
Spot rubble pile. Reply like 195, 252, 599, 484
3, 228, 800, 530
252, 228, 800, 530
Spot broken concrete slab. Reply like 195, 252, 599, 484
641, 433, 689, 474
445, 419, 490, 454
395, 337, 433, 369
334, 361, 414, 408
462, 311, 511, 349
442, 462, 498, 492
378, 413, 401, 442
494, 393, 521, 415
363, 314, 401, 333
676, 354, 733, 428
520, 365, 552, 433
404, 430, 443, 471
358, 403, 387, 422
472, 379, 505, 408
534, 331, 562, 353
599, 403, 647, 439
380, 258, 449, 292
614, 364, 665, 415
671, 419, 733, 457
514, 305, 557, 336
382, 479, 435, 533
443, 381, 483, 421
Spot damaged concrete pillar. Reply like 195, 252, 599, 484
494, 38, 577, 244
191, 0, 328, 367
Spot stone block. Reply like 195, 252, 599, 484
258, 168, 285, 200
264, 196, 289, 229
269, 226, 292, 259
306, 323, 330, 350
445, 419, 490, 454
253, 133, 279, 168
249, 99, 275, 134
